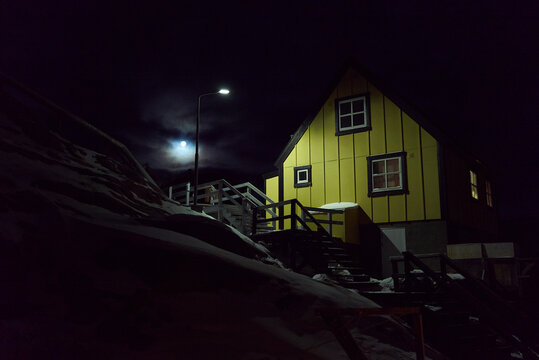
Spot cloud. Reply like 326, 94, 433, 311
141, 91, 197, 135
131, 90, 267, 173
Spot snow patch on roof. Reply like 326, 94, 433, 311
319, 202, 359, 210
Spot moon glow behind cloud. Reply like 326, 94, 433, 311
168, 140, 194, 164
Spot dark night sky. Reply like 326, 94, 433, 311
1, 1, 538, 220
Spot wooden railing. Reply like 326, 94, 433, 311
168, 181, 346, 237
252, 199, 344, 237
169, 179, 279, 234
391, 251, 539, 358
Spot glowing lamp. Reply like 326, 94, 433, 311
193, 87, 231, 206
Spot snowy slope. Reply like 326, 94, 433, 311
0, 80, 430, 359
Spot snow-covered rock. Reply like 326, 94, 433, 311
0, 79, 429, 359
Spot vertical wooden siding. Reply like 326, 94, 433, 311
265, 176, 279, 204
279, 68, 441, 224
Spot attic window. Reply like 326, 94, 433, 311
294, 165, 311, 188
335, 94, 371, 135
367, 152, 408, 197
470, 170, 479, 200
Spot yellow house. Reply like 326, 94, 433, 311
263, 61, 498, 276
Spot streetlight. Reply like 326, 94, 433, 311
193, 88, 230, 207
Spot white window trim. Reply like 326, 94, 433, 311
338, 96, 368, 131
372, 156, 403, 193
296, 169, 309, 184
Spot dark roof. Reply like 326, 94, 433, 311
274, 58, 448, 168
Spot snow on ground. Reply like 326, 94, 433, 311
373, 277, 395, 292
447, 272, 465, 280
0, 84, 428, 359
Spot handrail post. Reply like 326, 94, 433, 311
186, 181, 191, 205
290, 200, 297, 230
252, 206, 258, 235
241, 197, 248, 234
328, 213, 333, 237
404, 253, 412, 289
413, 312, 426, 360
217, 180, 223, 221
440, 255, 447, 278
392, 258, 400, 291
272, 205, 276, 230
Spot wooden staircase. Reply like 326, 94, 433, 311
170, 180, 375, 289
252, 229, 376, 290
363, 252, 539, 360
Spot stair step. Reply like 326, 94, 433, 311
333, 274, 371, 282
323, 252, 350, 257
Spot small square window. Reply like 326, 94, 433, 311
294, 165, 312, 188
335, 94, 371, 135
367, 152, 408, 197
470, 170, 479, 200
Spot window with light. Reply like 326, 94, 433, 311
486, 180, 493, 207
367, 152, 408, 197
470, 170, 479, 200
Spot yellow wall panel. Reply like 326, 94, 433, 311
324, 90, 338, 161
283, 166, 295, 200
339, 158, 356, 202
339, 134, 354, 159
351, 66, 370, 159
311, 162, 325, 207
389, 195, 406, 222
368, 84, 386, 155
421, 128, 437, 148
297, 186, 311, 207
385, 98, 403, 153
406, 151, 425, 221
402, 113, 424, 221
265, 176, 279, 204
283, 167, 296, 229
264, 176, 279, 224
283, 146, 296, 168
402, 112, 421, 151
422, 144, 441, 220
354, 132, 370, 157
355, 156, 372, 219
372, 197, 389, 223
296, 128, 310, 166
310, 112, 324, 164
325, 160, 340, 203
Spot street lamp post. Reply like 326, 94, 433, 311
193, 89, 230, 207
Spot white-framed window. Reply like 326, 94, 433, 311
294, 165, 311, 188
335, 94, 371, 135
470, 170, 479, 200
486, 180, 493, 207
367, 152, 408, 197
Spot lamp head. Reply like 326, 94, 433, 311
218, 89, 230, 95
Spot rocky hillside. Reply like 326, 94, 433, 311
0, 76, 428, 359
